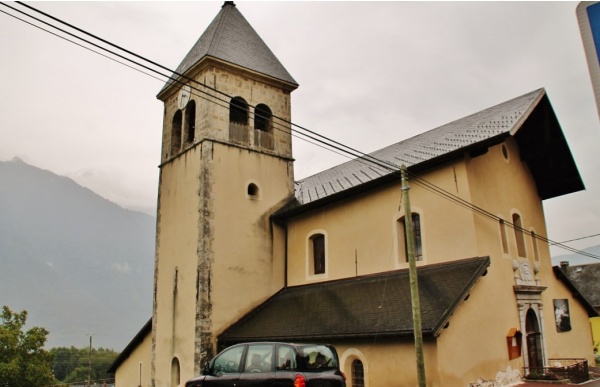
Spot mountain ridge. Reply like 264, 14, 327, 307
0, 158, 155, 350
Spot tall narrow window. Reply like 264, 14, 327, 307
310, 234, 326, 275
185, 100, 196, 145
499, 219, 509, 254
171, 110, 182, 155
398, 213, 423, 262
513, 213, 527, 258
531, 231, 540, 261
171, 357, 180, 386
230, 97, 249, 125
352, 359, 365, 387
254, 104, 272, 132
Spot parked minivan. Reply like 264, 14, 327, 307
185, 342, 347, 387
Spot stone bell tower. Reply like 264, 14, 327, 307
151, 2, 298, 385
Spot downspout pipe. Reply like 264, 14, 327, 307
270, 215, 289, 288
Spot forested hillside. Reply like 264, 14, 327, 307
0, 158, 155, 350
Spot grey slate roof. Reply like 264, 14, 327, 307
292, 88, 583, 208
219, 256, 490, 343
158, 2, 297, 96
555, 263, 600, 314
295, 89, 542, 205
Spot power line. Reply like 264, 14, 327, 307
0, 8, 165, 84
555, 233, 600, 245
7, 1, 401, 175
2, 1, 597, 261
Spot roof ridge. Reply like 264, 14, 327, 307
291, 88, 580, 208
296, 89, 545, 184
207, 2, 235, 60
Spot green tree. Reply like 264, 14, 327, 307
64, 366, 90, 384
50, 346, 81, 381
0, 306, 55, 387
91, 347, 119, 381
50, 346, 119, 383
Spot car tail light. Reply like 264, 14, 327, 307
294, 374, 306, 387
341, 371, 347, 381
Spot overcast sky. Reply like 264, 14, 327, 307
1, 1, 599, 257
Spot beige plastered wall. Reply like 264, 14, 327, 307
335, 339, 439, 387
208, 142, 292, 339
153, 143, 293, 385
115, 331, 152, 387
285, 165, 478, 286
437, 139, 594, 383
283, 139, 593, 385
153, 150, 202, 387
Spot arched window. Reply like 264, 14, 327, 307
254, 104, 272, 132
185, 100, 196, 145
230, 97, 249, 125
309, 233, 326, 275
171, 357, 180, 386
171, 110, 182, 155
247, 183, 259, 198
513, 213, 527, 258
398, 213, 423, 262
351, 359, 365, 387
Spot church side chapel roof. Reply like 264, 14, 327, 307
158, 2, 297, 96
219, 256, 490, 343
291, 88, 584, 212
554, 263, 600, 316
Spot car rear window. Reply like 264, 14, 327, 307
297, 344, 339, 370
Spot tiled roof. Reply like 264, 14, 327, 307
219, 256, 490, 343
295, 89, 541, 205
555, 263, 600, 314
159, 2, 297, 96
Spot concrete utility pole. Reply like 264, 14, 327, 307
401, 165, 427, 387
87, 334, 94, 387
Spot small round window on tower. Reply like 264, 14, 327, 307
247, 183, 259, 198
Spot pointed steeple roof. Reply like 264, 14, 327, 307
159, 2, 297, 96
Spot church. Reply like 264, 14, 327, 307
108, 3, 597, 386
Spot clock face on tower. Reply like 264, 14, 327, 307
177, 85, 191, 109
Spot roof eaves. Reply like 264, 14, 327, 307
553, 266, 599, 317
432, 256, 491, 337
220, 330, 427, 345
218, 257, 492, 344
508, 88, 545, 137
107, 318, 152, 374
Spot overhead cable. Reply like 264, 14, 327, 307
2, 1, 597, 260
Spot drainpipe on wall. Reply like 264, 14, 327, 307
271, 215, 289, 288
